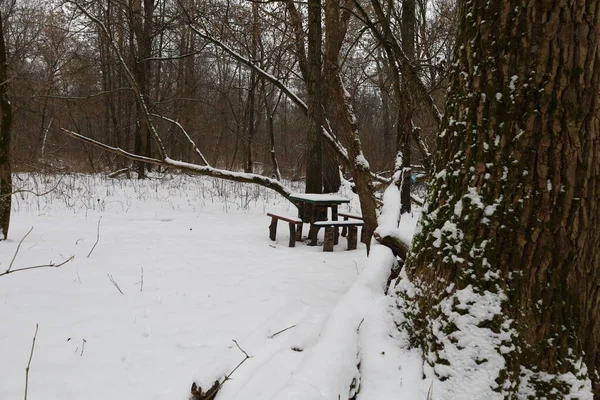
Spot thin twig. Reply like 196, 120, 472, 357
0, 256, 75, 278
232, 339, 251, 359
223, 340, 252, 382
193, 339, 253, 399
6, 227, 33, 274
107, 274, 124, 294
24, 324, 39, 400
87, 216, 102, 258
80, 339, 86, 356
268, 324, 296, 339
357, 318, 365, 333
1, 176, 65, 200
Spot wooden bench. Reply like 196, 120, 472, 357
313, 220, 364, 251
338, 213, 366, 243
267, 213, 303, 247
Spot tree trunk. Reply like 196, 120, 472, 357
398, 0, 600, 398
322, 141, 341, 193
0, 12, 11, 240
131, 0, 153, 179
324, 0, 378, 250
397, 0, 415, 214
262, 82, 282, 181
245, 1, 259, 174
305, 0, 324, 195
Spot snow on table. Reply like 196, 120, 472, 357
288, 192, 351, 204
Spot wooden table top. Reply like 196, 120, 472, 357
288, 192, 351, 205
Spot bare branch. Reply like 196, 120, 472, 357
6, 227, 33, 274
1, 176, 65, 200
87, 216, 102, 258
107, 274, 124, 294
190, 339, 253, 399
150, 113, 210, 166
37, 87, 132, 101
0, 256, 75, 278
268, 324, 296, 339
80, 339, 86, 357
24, 323, 39, 400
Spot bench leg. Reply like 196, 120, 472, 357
341, 217, 349, 237
360, 227, 366, 243
269, 216, 278, 241
334, 226, 339, 245
323, 226, 335, 252
347, 225, 358, 250
295, 223, 303, 241
288, 223, 296, 247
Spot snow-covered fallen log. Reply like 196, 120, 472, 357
270, 244, 397, 400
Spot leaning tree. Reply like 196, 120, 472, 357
397, 0, 600, 398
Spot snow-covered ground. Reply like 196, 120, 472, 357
0, 173, 425, 400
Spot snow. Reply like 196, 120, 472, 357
7, 171, 589, 400
288, 192, 351, 203
509, 75, 518, 92
424, 285, 514, 400
0, 173, 367, 400
354, 153, 370, 170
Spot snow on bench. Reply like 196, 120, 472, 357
337, 212, 366, 243
313, 220, 364, 251
266, 212, 303, 247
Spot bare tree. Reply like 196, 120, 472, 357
0, 10, 12, 240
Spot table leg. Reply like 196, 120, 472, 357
332, 205, 339, 245
309, 224, 319, 246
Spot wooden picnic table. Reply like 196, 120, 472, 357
288, 192, 351, 246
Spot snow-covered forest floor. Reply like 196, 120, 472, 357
1, 173, 426, 400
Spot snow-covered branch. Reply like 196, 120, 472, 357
150, 113, 210, 167
59, 128, 293, 200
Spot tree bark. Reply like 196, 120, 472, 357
245, 1, 259, 174
131, 0, 153, 178
0, 11, 12, 240
322, 141, 341, 193
305, 0, 324, 195
324, 0, 378, 250
397, 0, 416, 214
399, 0, 600, 398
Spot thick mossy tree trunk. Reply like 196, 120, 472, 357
398, 0, 600, 398
0, 12, 12, 240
